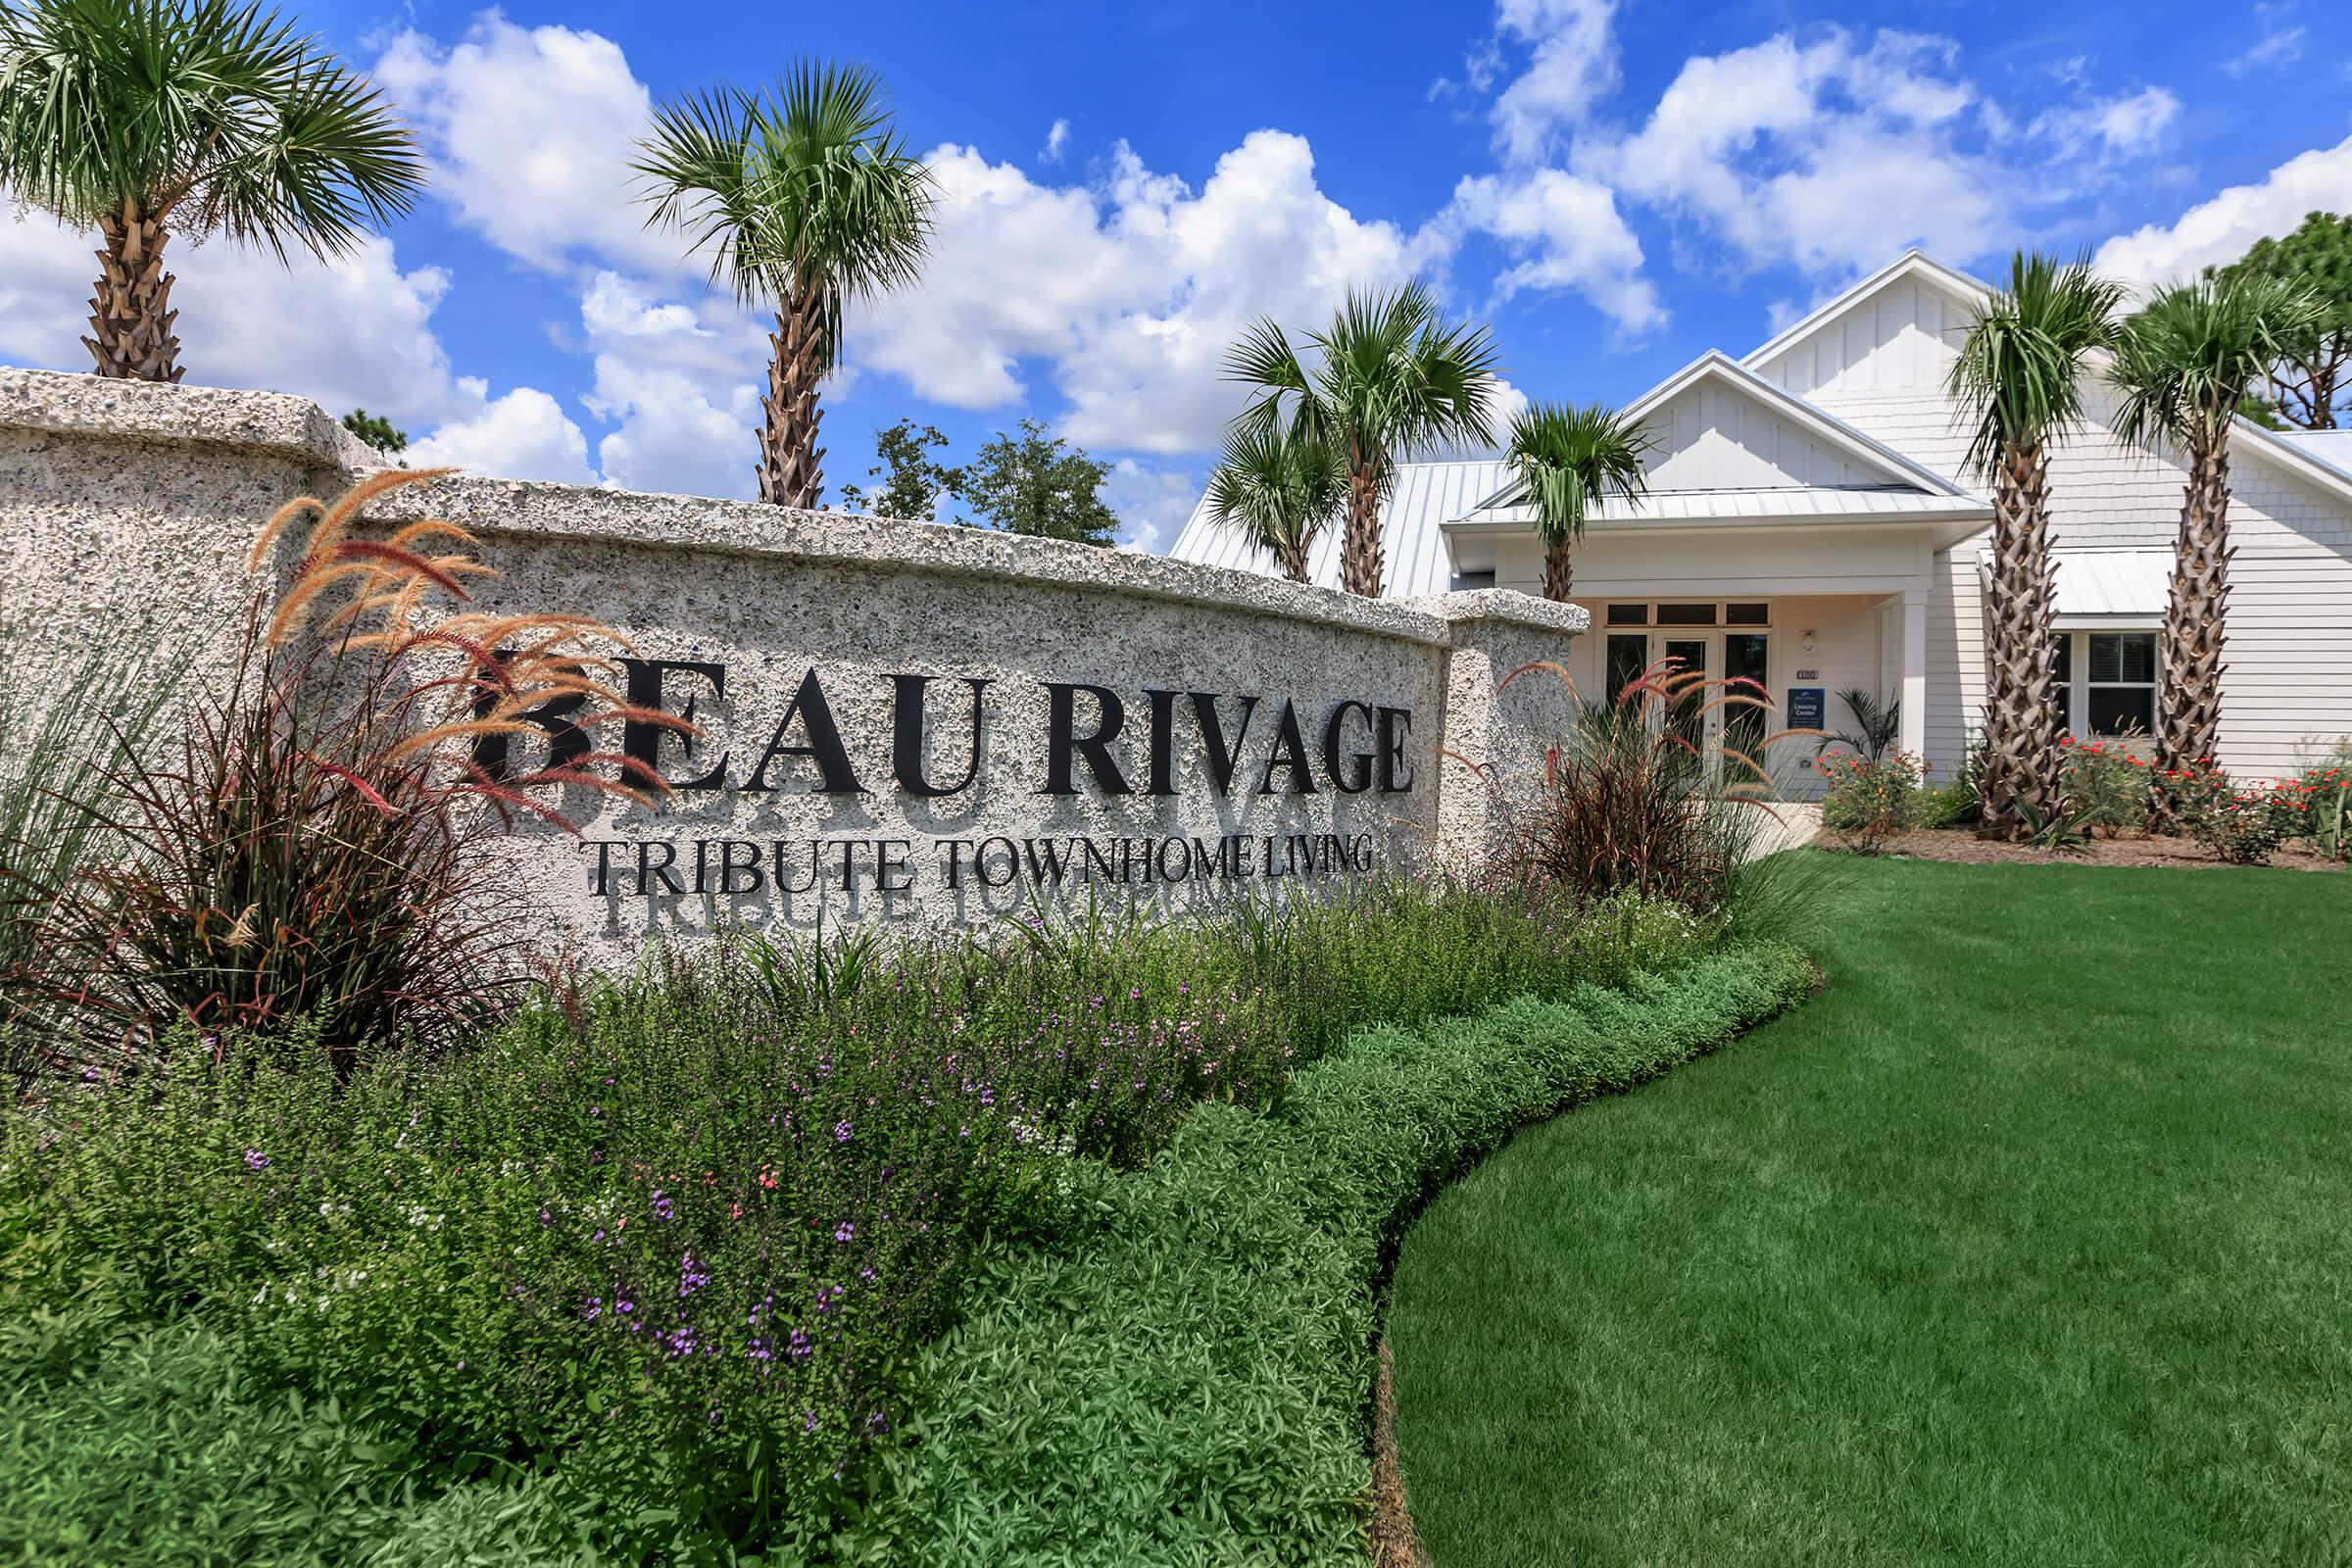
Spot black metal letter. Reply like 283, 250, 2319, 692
1320, 700, 1375, 794
1042, 682, 1131, 795
888, 673, 989, 797
743, 668, 865, 794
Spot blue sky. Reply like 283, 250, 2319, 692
2, 0, 2346, 547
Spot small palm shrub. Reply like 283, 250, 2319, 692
1493, 662, 1789, 914
1816, 751, 1926, 853
1, 470, 680, 1078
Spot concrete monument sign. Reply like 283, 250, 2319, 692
0, 368, 1586, 961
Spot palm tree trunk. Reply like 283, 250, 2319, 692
83, 203, 182, 383
758, 285, 827, 509
2157, 440, 2232, 783
1978, 438, 2064, 836
1542, 536, 1574, 601
1278, 541, 1309, 583
1339, 441, 1385, 597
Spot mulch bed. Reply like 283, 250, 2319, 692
1814, 826, 2347, 874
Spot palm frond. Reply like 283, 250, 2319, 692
1946, 249, 2124, 479
2109, 272, 2328, 457
631, 59, 934, 335
1201, 424, 1346, 578
1505, 400, 1651, 547
0, 0, 423, 247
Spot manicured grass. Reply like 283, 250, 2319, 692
1390, 855, 2352, 1568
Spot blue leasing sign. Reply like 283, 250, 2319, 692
1788, 686, 1827, 731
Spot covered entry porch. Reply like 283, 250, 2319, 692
1443, 501, 1994, 795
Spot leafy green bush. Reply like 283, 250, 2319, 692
855, 944, 1816, 1563
0, 1311, 576, 1566
1816, 751, 1925, 852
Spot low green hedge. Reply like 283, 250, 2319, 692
857, 944, 1816, 1563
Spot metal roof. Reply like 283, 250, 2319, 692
1975, 546, 2170, 625
2272, 428, 2352, 479
1165, 458, 1510, 597
1458, 484, 1984, 529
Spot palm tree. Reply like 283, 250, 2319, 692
1945, 251, 2125, 836
1226, 282, 1498, 597
1505, 401, 1650, 602
2110, 274, 2326, 781
1200, 424, 1345, 583
633, 64, 933, 510
0, 0, 424, 383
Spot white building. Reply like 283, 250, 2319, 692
1169, 252, 2352, 788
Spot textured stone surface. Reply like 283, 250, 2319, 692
0, 367, 1588, 959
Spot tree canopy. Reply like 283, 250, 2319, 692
838, 416, 1120, 547
2210, 212, 2351, 430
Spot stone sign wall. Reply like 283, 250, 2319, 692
0, 367, 1586, 962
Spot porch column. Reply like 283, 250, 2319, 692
1900, 588, 1928, 759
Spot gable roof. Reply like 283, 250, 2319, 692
1740, 249, 1991, 374
1474, 348, 1979, 513
1741, 249, 2352, 511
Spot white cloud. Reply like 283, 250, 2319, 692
2032, 86, 2180, 162
0, 214, 461, 423
2226, 5, 2306, 74
1590, 29, 2015, 278
408, 379, 596, 484
855, 130, 1437, 456
374, 15, 676, 277
1489, 0, 1622, 162
1042, 119, 1070, 163
2095, 133, 2352, 289
1102, 458, 1200, 554
1447, 169, 1661, 334
574, 271, 766, 498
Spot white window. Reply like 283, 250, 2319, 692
2048, 630, 2158, 738
2086, 632, 2156, 737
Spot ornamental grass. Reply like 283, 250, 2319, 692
0, 469, 685, 1080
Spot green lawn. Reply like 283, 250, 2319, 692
1389, 855, 2352, 1568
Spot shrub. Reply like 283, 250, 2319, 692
1494, 662, 1791, 914
2281, 744, 2349, 860
2059, 734, 2155, 834
852, 945, 1817, 1563
0, 1313, 577, 1567
1815, 751, 1925, 853
0, 471, 679, 1077
2164, 763, 2299, 864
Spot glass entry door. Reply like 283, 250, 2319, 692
1661, 637, 1708, 746
1721, 631, 1769, 763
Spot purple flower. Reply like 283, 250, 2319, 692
834, 1120, 854, 1144
833, 1222, 855, 1243
242, 1149, 270, 1171
652, 1190, 674, 1221
788, 1329, 811, 1358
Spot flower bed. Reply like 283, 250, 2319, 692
0, 881, 1731, 1562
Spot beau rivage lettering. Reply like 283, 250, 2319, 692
475, 659, 1420, 802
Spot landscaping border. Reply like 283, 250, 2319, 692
853, 945, 1817, 1562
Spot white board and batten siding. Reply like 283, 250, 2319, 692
1751, 261, 2352, 780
